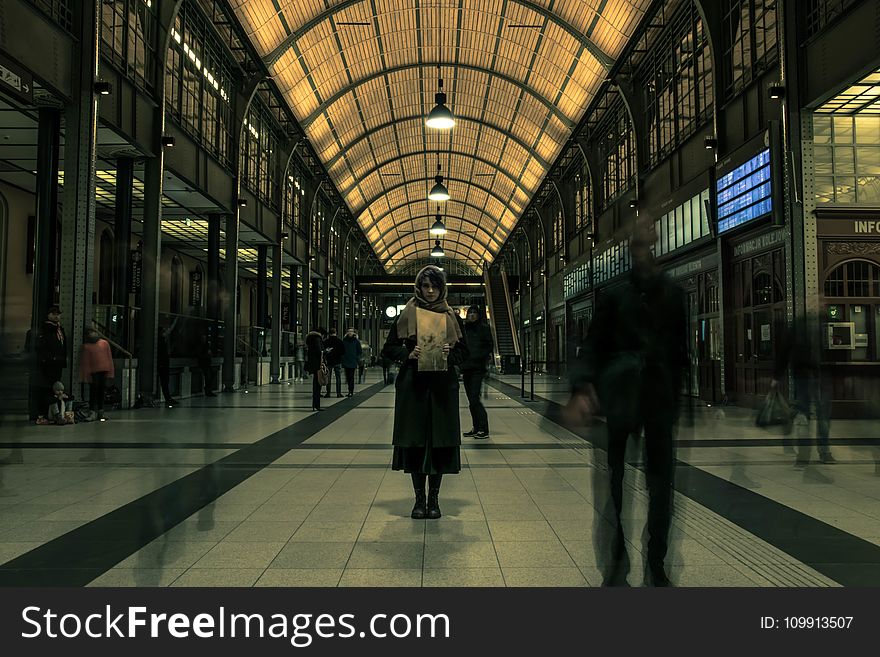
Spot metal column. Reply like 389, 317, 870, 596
256, 244, 268, 329
222, 206, 240, 392
60, 0, 99, 393
138, 156, 163, 401
113, 157, 134, 348
31, 108, 61, 339
207, 214, 221, 322
270, 242, 282, 383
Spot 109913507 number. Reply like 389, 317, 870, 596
784, 617, 853, 629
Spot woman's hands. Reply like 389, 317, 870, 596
408, 344, 451, 358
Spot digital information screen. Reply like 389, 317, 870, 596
716, 148, 772, 234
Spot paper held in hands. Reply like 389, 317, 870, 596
416, 308, 447, 371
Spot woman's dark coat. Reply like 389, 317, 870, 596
382, 316, 469, 448
305, 331, 324, 374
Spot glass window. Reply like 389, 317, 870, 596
165, 1, 234, 169
855, 116, 880, 144
640, 3, 714, 165
723, 0, 779, 98
598, 98, 635, 208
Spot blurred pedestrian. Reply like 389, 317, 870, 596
305, 328, 325, 411
157, 325, 178, 406
342, 327, 362, 396
567, 219, 688, 587
323, 327, 344, 398
462, 305, 494, 438
31, 305, 67, 419
773, 311, 836, 466
294, 336, 305, 382
79, 328, 115, 421
197, 333, 215, 397
382, 265, 468, 520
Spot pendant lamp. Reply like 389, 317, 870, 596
426, 66, 455, 130
428, 163, 450, 202
430, 240, 445, 257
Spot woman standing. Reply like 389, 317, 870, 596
382, 266, 468, 519
79, 328, 115, 421
341, 328, 362, 396
305, 328, 325, 411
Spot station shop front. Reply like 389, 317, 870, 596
815, 209, 880, 417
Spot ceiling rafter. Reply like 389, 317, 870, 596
299, 63, 574, 131
354, 175, 521, 218
341, 150, 529, 198
368, 197, 513, 241
324, 115, 552, 171
263, 0, 615, 70
231, 0, 651, 270
374, 213, 499, 252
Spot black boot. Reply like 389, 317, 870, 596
410, 473, 427, 519
426, 474, 442, 519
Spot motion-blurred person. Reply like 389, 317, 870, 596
357, 334, 367, 384
32, 305, 67, 419
323, 327, 344, 398
305, 328, 325, 411
379, 352, 392, 385
462, 304, 494, 439
79, 328, 115, 421
294, 337, 305, 382
773, 312, 836, 466
567, 219, 688, 587
197, 333, 215, 397
382, 265, 469, 520
157, 325, 178, 407
342, 327, 362, 396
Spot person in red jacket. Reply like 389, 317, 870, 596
79, 328, 115, 421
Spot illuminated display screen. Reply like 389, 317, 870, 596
716, 148, 772, 234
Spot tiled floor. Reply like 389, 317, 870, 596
0, 370, 878, 587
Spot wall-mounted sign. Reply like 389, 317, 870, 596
716, 148, 773, 234
129, 249, 142, 294
189, 270, 203, 307
0, 53, 33, 104
817, 218, 880, 237
732, 229, 785, 258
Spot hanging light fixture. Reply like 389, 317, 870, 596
430, 206, 447, 236
426, 65, 455, 130
428, 162, 450, 202
430, 240, 445, 257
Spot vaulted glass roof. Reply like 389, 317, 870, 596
231, 0, 650, 272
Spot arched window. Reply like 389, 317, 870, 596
98, 229, 114, 305
170, 255, 184, 314
825, 260, 880, 298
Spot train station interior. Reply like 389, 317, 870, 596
0, 0, 879, 587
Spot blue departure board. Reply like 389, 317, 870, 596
716, 148, 772, 233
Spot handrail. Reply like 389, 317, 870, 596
500, 270, 520, 356
483, 269, 501, 370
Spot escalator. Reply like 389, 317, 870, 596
483, 269, 520, 374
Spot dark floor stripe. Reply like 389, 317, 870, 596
488, 378, 880, 587
0, 382, 386, 586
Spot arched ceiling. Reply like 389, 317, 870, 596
230, 0, 650, 273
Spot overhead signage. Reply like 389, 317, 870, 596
0, 53, 33, 104
716, 148, 773, 234
732, 229, 785, 258
817, 218, 880, 236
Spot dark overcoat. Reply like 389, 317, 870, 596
382, 315, 469, 448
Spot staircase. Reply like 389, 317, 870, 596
484, 269, 520, 374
